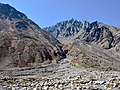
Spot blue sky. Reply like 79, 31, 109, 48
1, 0, 120, 28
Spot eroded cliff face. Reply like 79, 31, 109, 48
0, 3, 66, 69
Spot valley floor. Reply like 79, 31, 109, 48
0, 57, 120, 90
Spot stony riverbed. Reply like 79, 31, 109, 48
0, 58, 120, 90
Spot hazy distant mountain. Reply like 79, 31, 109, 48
44, 19, 120, 70
0, 3, 66, 69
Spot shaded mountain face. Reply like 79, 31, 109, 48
0, 3, 66, 69
44, 19, 120, 70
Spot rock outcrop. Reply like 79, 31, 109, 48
0, 3, 66, 69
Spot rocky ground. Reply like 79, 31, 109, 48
0, 57, 120, 90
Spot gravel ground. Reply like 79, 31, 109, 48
0, 57, 120, 90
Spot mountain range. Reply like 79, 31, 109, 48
0, 3, 120, 71
0, 3, 120, 90
44, 18, 120, 70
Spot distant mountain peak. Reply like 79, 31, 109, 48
44, 19, 81, 38
44, 19, 100, 38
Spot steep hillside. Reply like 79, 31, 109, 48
0, 3, 66, 69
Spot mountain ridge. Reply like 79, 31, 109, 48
0, 3, 66, 69
44, 18, 120, 70
44, 18, 120, 49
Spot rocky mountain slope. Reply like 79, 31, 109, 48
44, 19, 120, 70
0, 3, 66, 69
0, 3, 120, 90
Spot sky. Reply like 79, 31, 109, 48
1, 0, 120, 28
